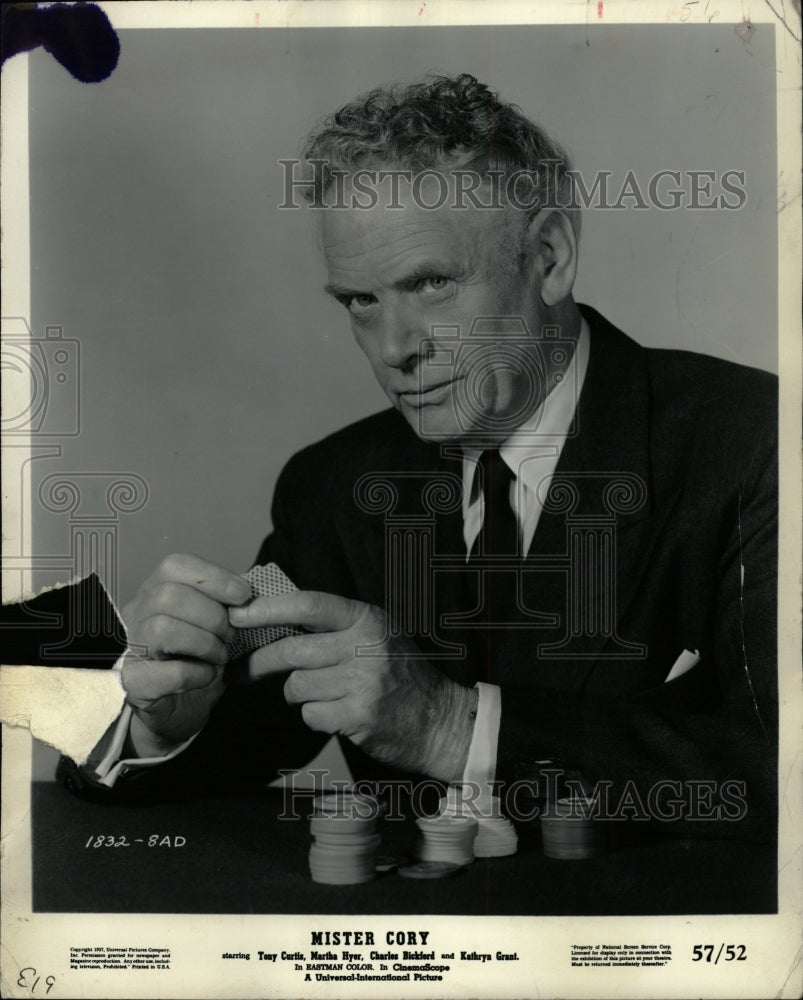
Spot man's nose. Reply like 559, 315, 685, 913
378, 300, 430, 370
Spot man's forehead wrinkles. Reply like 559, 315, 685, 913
324, 226, 451, 257
373, 240, 456, 271
321, 203, 494, 297
325, 225, 469, 271
322, 214, 466, 253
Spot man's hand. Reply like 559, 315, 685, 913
228, 591, 478, 782
120, 553, 252, 757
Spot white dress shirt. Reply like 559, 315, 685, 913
94, 321, 589, 790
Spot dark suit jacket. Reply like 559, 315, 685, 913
64, 306, 777, 843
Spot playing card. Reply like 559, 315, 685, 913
225, 563, 302, 660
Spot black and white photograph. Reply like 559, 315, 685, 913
1, 2, 801, 998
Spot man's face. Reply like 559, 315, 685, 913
321, 178, 547, 444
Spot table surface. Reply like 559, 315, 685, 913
32, 782, 776, 915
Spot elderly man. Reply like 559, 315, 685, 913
62, 74, 776, 843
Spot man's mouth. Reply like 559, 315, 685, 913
398, 378, 459, 406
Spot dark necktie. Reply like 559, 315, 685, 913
469, 449, 519, 626
472, 449, 518, 559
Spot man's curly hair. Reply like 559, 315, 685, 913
301, 73, 579, 236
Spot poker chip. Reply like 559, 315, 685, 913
415, 814, 477, 867
398, 861, 463, 880
375, 853, 407, 873
314, 791, 382, 817
308, 792, 381, 885
310, 816, 381, 836
540, 796, 607, 860
438, 788, 519, 858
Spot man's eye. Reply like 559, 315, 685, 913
347, 294, 376, 311
421, 276, 451, 292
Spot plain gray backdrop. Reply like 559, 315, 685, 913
27, 24, 777, 776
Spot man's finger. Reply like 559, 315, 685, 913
228, 590, 369, 633
300, 698, 351, 735
137, 583, 233, 640
232, 631, 351, 683
121, 656, 221, 703
283, 665, 351, 705
138, 617, 230, 665
146, 553, 252, 606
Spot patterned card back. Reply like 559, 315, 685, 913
225, 563, 302, 660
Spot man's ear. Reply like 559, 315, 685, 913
525, 210, 578, 307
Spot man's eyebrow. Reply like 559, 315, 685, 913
324, 260, 462, 299
324, 281, 361, 299
392, 260, 460, 289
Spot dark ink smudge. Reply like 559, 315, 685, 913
1, 2, 120, 82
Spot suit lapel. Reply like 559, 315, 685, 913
496, 307, 673, 690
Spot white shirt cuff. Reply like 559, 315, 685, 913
461, 681, 501, 793
93, 704, 200, 788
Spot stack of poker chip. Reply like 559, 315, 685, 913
514, 757, 562, 817
440, 784, 518, 858
540, 795, 606, 860
308, 792, 381, 885
415, 813, 478, 867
